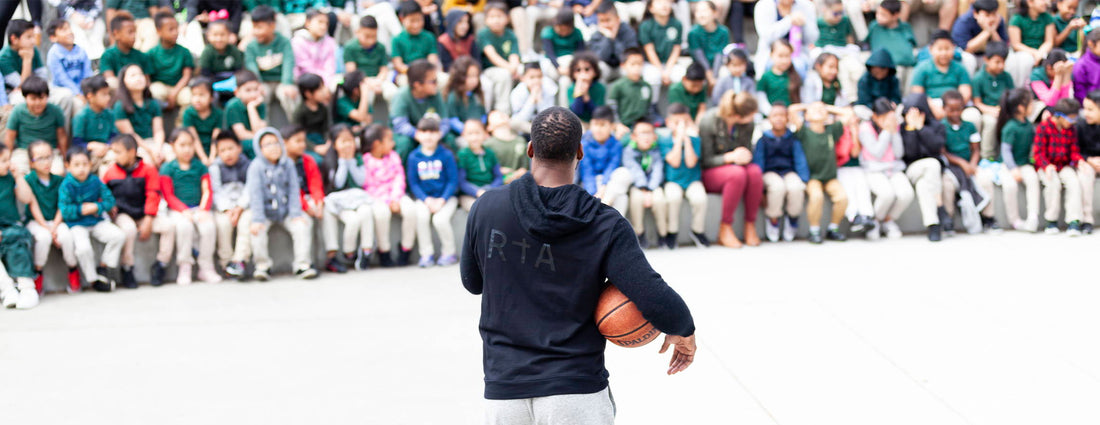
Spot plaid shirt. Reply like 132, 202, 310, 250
1032, 119, 1082, 171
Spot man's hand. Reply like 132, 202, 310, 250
660, 334, 696, 375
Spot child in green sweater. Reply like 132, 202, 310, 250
456, 120, 503, 211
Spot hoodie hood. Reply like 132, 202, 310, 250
446, 9, 472, 40
250, 127, 286, 163
509, 173, 602, 241
866, 48, 897, 74
901, 93, 934, 125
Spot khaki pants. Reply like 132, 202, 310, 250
414, 197, 458, 258
460, 195, 478, 211
481, 67, 514, 113
1041, 166, 1083, 223
322, 206, 374, 254
763, 171, 806, 219
150, 82, 193, 109
806, 179, 848, 227
1005, 51, 1036, 89
134, 18, 159, 52
837, 166, 874, 220
614, 1, 647, 25
866, 171, 914, 221
70, 16, 106, 61
976, 112, 1000, 159
905, 158, 943, 227
600, 168, 634, 217
262, 81, 301, 118
511, 5, 558, 56
1012, 165, 1041, 224
1079, 162, 1097, 225
26, 221, 76, 269
167, 209, 216, 268
628, 186, 668, 236
114, 213, 176, 267
214, 209, 252, 266
664, 181, 707, 234
942, 171, 958, 216
978, 164, 1038, 224
371, 196, 417, 253
72, 220, 125, 278
10, 148, 64, 177
251, 217, 313, 273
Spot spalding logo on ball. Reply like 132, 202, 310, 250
595, 284, 661, 348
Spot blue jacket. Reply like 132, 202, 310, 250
47, 43, 92, 95
753, 129, 810, 182
407, 146, 458, 200
578, 132, 622, 195
59, 173, 114, 227
622, 144, 664, 191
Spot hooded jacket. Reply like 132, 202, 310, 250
1073, 49, 1100, 103
459, 173, 695, 400
578, 132, 622, 195
210, 154, 251, 212
588, 24, 639, 68
103, 158, 161, 220
752, 128, 811, 182
857, 49, 901, 107
622, 142, 664, 191
246, 128, 304, 224
900, 93, 946, 166
437, 10, 479, 71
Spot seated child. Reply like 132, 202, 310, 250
753, 102, 810, 242
436, 10, 477, 72
865, 0, 917, 86
1052, 0, 1084, 55
0, 143, 36, 308
101, 14, 153, 85
801, 53, 849, 108
362, 124, 417, 267
293, 73, 332, 153
320, 124, 374, 273
755, 40, 801, 116
856, 48, 902, 113
292, 9, 337, 87
103, 134, 175, 287
475, 2, 520, 112
181, 78, 223, 164
609, 47, 655, 130
345, 16, 398, 105
244, 6, 300, 117
2, 19, 76, 121
788, 102, 850, 244
392, 1, 443, 76
667, 62, 708, 121
443, 56, 487, 135
509, 63, 557, 135
658, 103, 708, 249
983, 88, 1041, 232
687, 0, 730, 85
1072, 27, 1100, 103
539, 8, 585, 85
909, 30, 975, 121
223, 69, 268, 156
972, 41, 1014, 158
579, 106, 631, 215
940, 90, 991, 233
5, 76, 68, 175
333, 71, 375, 132
59, 147, 125, 292
406, 116, 459, 268
566, 52, 606, 122
72, 75, 116, 169
1032, 49, 1073, 108
105, 0, 159, 51
456, 120, 503, 211
24, 141, 77, 296
484, 110, 529, 184
58, 0, 108, 61
860, 98, 913, 240
113, 64, 166, 166
246, 127, 319, 281
391, 59, 451, 160
46, 20, 92, 100
197, 21, 244, 82
159, 130, 219, 285
709, 48, 754, 108
147, 12, 194, 110
637, 0, 688, 102
209, 132, 252, 280
1033, 98, 1084, 235
282, 125, 326, 231
623, 119, 668, 249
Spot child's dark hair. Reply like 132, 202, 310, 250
930, 29, 953, 45
698, 0, 717, 12
1052, 98, 1082, 116
523, 61, 541, 74
941, 89, 964, 105
1088, 89, 1100, 107
771, 40, 801, 104
0, 143, 8, 157
322, 123, 359, 191
154, 12, 176, 29
592, 105, 615, 122
995, 88, 1034, 146
555, 8, 574, 26
7, 19, 33, 46
823, 0, 843, 6
251, 6, 277, 23
1043, 48, 1069, 69
27, 140, 51, 156
871, 97, 895, 116
568, 51, 602, 81
328, 123, 354, 145
624, 46, 645, 61
234, 69, 259, 87
297, 73, 324, 99
972, 0, 998, 12
360, 15, 378, 29
21, 76, 49, 97
116, 64, 151, 114
110, 134, 139, 152
881, 0, 902, 14
168, 128, 193, 145
281, 124, 306, 140
305, 8, 326, 24
215, 130, 240, 146
727, 47, 754, 78
65, 146, 90, 163
362, 123, 389, 151
333, 70, 365, 121
485, 1, 509, 15
684, 62, 706, 81
46, 20, 68, 37
110, 14, 134, 33
189, 76, 213, 94
813, 52, 838, 76
445, 56, 485, 107
531, 107, 583, 163
407, 59, 436, 86
206, 20, 230, 34
398, 0, 423, 17
985, 41, 1009, 59
418, 114, 441, 131
596, 0, 617, 15
633, 118, 654, 130
668, 103, 691, 116
1087, 27, 1100, 44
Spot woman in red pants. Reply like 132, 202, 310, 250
698, 91, 763, 248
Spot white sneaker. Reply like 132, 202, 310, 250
765, 219, 781, 242
883, 221, 903, 240
1024, 218, 1039, 233
782, 217, 797, 242
16, 289, 39, 309
0, 289, 17, 308
197, 266, 222, 284
866, 220, 881, 241
1012, 219, 1027, 231
176, 263, 193, 286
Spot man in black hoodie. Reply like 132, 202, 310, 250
900, 93, 948, 241
460, 106, 696, 423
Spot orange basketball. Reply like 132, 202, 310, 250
595, 284, 661, 348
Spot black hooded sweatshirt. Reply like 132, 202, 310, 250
900, 93, 946, 166
460, 173, 695, 400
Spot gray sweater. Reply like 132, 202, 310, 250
210, 155, 251, 211
246, 128, 304, 224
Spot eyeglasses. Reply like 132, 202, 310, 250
31, 155, 51, 163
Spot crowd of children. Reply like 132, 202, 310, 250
5, 0, 1100, 310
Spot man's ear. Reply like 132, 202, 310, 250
576, 143, 584, 161
526, 141, 534, 158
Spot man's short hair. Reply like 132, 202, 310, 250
407, 59, 436, 86
684, 62, 706, 81
110, 134, 139, 152
360, 15, 378, 29
881, 0, 902, 14
21, 76, 49, 97
972, 0, 998, 12
592, 105, 615, 122
398, 1, 423, 17
985, 41, 1009, 59
81, 74, 109, 95
531, 107, 583, 163
251, 6, 277, 23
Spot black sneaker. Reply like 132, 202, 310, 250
378, 251, 395, 267
981, 216, 1002, 233
93, 267, 114, 292
397, 249, 412, 266
637, 234, 650, 249
826, 229, 847, 241
1083, 223, 1094, 235
808, 230, 824, 244
937, 207, 955, 234
928, 224, 942, 242
343, 252, 357, 266
150, 262, 167, 286
295, 267, 319, 280
357, 252, 372, 270
225, 261, 246, 279
849, 215, 867, 233
664, 233, 677, 249
325, 257, 347, 273
121, 267, 138, 289
689, 231, 710, 247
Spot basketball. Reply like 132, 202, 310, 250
595, 284, 662, 348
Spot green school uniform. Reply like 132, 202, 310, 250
758, 70, 792, 106
972, 68, 1014, 106
112, 99, 161, 139
687, 24, 730, 66
1010, 12, 1055, 50
100, 45, 153, 76
223, 98, 266, 159
540, 26, 583, 58
608, 77, 652, 126
476, 28, 519, 69
245, 34, 295, 85
392, 30, 439, 64
1054, 14, 1081, 52
182, 106, 224, 154
25, 173, 64, 222
484, 135, 529, 173
73, 106, 117, 146
816, 16, 853, 48
6, 104, 65, 149
105, 0, 156, 18
160, 159, 208, 208
944, 119, 979, 159
198, 44, 244, 76
638, 18, 683, 63
865, 21, 917, 67
446, 92, 487, 123
797, 122, 843, 182
0, 46, 42, 83
390, 87, 447, 125
667, 82, 706, 119
457, 147, 499, 187
1000, 118, 1034, 165
566, 82, 607, 121
911, 60, 971, 99
147, 43, 195, 86
343, 39, 390, 77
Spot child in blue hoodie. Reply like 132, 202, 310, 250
246, 127, 318, 281
407, 115, 459, 268
753, 102, 810, 243
578, 106, 632, 215
58, 147, 125, 292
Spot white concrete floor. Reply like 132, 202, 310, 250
2, 232, 1099, 424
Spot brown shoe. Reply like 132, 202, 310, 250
718, 223, 742, 248
743, 223, 761, 246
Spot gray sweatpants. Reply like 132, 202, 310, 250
485, 387, 616, 425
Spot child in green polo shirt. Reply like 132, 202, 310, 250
911, 30, 975, 120
72, 75, 116, 170
667, 62, 707, 122
105, 0, 160, 51
0, 20, 48, 98
4, 77, 67, 176
1008, 0, 1055, 84
477, 2, 521, 113
181, 78, 223, 164
147, 12, 194, 111
456, 120, 503, 211
484, 110, 528, 184
24, 141, 78, 299
609, 47, 654, 133
686, 0, 729, 85
197, 21, 243, 83
333, 71, 373, 132
293, 73, 332, 155
244, 6, 300, 118
638, 0, 688, 106
390, 59, 452, 161
1053, 0, 1085, 54
971, 41, 1014, 159
443, 56, 487, 136
539, 8, 585, 86
813, 0, 864, 104
789, 101, 850, 244
756, 40, 801, 116
101, 14, 152, 86
113, 64, 166, 167
392, 1, 441, 76
0, 143, 38, 308
940, 90, 990, 233
160, 129, 219, 285
987, 88, 1041, 232
344, 16, 397, 106
865, 0, 917, 86
223, 70, 268, 157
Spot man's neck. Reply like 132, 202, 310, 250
530, 159, 574, 188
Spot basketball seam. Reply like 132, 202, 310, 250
596, 300, 632, 328
607, 321, 653, 339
